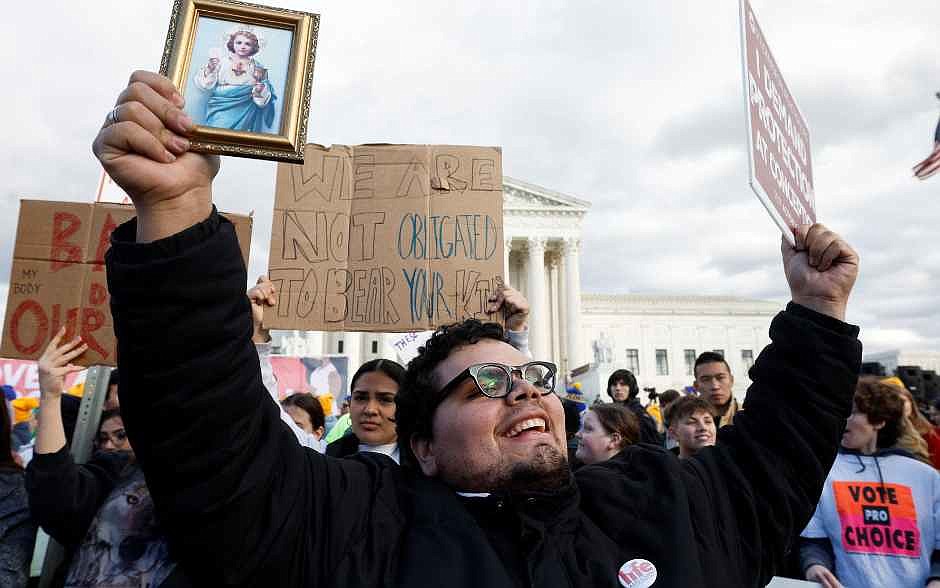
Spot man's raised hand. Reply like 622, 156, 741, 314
92, 71, 219, 242
782, 224, 859, 322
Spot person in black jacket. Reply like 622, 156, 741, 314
606, 368, 662, 445
96, 70, 862, 588
26, 329, 188, 587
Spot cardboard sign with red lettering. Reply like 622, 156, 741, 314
266, 144, 505, 333
1, 200, 253, 366
739, 0, 815, 245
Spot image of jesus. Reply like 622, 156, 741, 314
193, 29, 277, 133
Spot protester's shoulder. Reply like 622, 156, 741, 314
575, 444, 679, 488
883, 450, 940, 481
325, 432, 360, 458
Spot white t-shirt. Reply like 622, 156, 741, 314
801, 449, 940, 588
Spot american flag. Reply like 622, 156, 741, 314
913, 92, 940, 180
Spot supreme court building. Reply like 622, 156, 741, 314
272, 176, 779, 400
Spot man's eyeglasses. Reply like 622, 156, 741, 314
439, 361, 557, 399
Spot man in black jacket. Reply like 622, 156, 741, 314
96, 71, 861, 587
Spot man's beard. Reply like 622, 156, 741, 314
439, 443, 570, 494
495, 444, 570, 494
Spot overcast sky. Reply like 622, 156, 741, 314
3, 1, 938, 353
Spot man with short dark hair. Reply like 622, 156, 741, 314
96, 71, 863, 588
665, 396, 717, 459
694, 351, 739, 429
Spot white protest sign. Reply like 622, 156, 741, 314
389, 330, 433, 365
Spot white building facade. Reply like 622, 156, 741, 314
271, 177, 782, 404
580, 294, 781, 401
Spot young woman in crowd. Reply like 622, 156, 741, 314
327, 359, 405, 464
575, 403, 639, 465
606, 369, 661, 444
800, 377, 940, 588
26, 328, 186, 587
0, 389, 36, 588
282, 393, 327, 445
893, 382, 940, 468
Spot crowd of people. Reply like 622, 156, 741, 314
0, 70, 937, 587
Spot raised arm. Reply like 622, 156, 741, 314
687, 224, 861, 584
25, 329, 116, 545
249, 275, 325, 451
95, 71, 403, 585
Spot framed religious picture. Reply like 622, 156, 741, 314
159, 0, 318, 162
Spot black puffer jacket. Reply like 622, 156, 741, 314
106, 211, 862, 587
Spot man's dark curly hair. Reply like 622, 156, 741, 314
397, 319, 507, 467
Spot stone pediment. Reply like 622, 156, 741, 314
503, 176, 591, 213
581, 293, 782, 316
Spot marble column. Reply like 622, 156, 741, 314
548, 253, 561, 364
557, 248, 569, 373
563, 238, 583, 369
504, 238, 513, 280
526, 237, 549, 359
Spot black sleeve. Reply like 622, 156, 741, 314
106, 210, 405, 586
686, 303, 861, 586
24, 447, 120, 546
637, 411, 663, 446
798, 536, 835, 576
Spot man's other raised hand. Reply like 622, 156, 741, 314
782, 224, 859, 322
92, 71, 219, 242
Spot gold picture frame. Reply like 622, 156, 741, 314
159, 0, 318, 162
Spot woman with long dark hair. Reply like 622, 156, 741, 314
26, 328, 187, 587
327, 359, 405, 464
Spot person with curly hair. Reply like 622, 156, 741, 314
800, 377, 940, 588
94, 70, 864, 587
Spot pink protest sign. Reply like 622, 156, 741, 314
739, 0, 815, 244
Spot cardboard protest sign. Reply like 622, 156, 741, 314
266, 144, 505, 332
1, 200, 253, 366
739, 0, 815, 244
